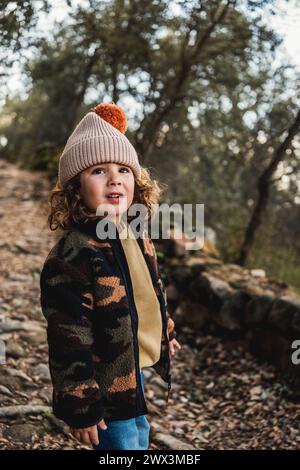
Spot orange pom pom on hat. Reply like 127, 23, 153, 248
58, 102, 141, 186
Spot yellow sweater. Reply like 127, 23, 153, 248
119, 223, 162, 369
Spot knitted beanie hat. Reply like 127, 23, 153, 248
58, 102, 141, 186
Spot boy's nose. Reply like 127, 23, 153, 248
108, 174, 123, 186
107, 167, 121, 178
108, 179, 122, 187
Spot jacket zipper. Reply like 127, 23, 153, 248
110, 231, 148, 415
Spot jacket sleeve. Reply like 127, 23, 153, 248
157, 274, 177, 341
40, 255, 104, 429
151, 241, 177, 342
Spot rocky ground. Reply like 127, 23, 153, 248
0, 159, 299, 450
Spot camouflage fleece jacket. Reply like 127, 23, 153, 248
39, 219, 176, 429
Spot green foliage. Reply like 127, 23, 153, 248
0, 0, 299, 288
248, 236, 300, 295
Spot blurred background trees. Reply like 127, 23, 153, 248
0, 0, 299, 289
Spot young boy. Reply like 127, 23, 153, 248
40, 102, 181, 450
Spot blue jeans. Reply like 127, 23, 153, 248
93, 370, 150, 450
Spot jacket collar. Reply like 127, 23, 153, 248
72, 217, 158, 279
72, 217, 148, 243
72, 217, 118, 240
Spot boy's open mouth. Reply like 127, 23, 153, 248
106, 193, 125, 202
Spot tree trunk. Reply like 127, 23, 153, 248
236, 108, 300, 266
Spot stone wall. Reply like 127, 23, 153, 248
156, 236, 300, 397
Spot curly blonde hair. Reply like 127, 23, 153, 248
47, 166, 167, 231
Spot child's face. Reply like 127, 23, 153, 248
79, 162, 135, 219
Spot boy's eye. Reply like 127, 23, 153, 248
92, 168, 105, 174
92, 167, 130, 174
